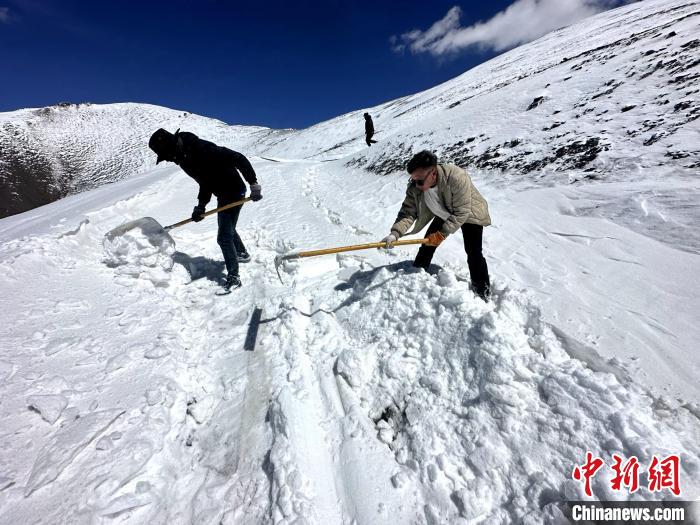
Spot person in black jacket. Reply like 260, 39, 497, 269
364, 113, 377, 147
148, 128, 262, 291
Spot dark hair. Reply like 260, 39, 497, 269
406, 150, 437, 173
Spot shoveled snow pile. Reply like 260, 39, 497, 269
102, 218, 176, 285
328, 266, 700, 522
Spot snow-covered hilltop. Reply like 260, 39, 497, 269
0, 0, 699, 523
0, 103, 277, 218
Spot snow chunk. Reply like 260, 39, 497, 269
104, 352, 130, 373
26, 395, 68, 424
143, 345, 170, 360
186, 396, 216, 424
94, 436, 112, 451
378, 426, 394, 444
96, 492, 151, 517
145, 388, 163, 406
452, 484, 493, 520
468, 444, 509, 476
102, 218, 175, 285
391, 468, 412, 488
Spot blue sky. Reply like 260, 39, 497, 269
0, 0, 631, 129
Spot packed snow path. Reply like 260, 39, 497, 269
0, 156, 699, 523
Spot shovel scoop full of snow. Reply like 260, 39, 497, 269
103, 217, 176, 271
101, 199, 251, 278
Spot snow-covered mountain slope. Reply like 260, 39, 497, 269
258, 0, 699, 182
1, 157, 699, 523
0, 103, 279, 218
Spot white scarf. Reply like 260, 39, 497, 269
422, 186, 450, 220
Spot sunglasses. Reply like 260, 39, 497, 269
410, 177, 428, 187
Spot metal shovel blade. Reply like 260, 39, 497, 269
104, 217, 176, 252
103, 198, 252, 251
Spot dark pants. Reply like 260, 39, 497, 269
414, 218, 490, 297
217, 204, 247, 276
365, 133, 377, 146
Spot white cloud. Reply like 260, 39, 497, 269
392, 0, 635, 57
0, 7, 10, 23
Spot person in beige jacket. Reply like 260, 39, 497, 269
382, 150, 492, 300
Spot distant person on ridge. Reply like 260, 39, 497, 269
364, 113, 377, 146
381, 150, 492, 301
148, 128, 262, 292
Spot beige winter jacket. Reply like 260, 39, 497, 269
390, 164, 491, 238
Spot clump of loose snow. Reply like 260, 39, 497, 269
26, 395, 68, 424
102, 220, 175, 285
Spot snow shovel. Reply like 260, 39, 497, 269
104, 197, 252, 247
274, 238, 430, 282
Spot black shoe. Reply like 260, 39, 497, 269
224, 274, 242, 291
472, 283, 491, 302
237, 252, 251, 263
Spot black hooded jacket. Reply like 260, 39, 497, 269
173, 131, 258, 206
364, 115, 374, 135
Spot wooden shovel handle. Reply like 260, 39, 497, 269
283, 238, 430, 260
164, 197, 252, 231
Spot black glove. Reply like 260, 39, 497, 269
191, 204, 206, 222
250, 184, 262, 202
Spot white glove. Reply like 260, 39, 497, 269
380, 233, 397, 249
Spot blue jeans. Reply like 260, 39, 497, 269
217, 204, 247, 277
